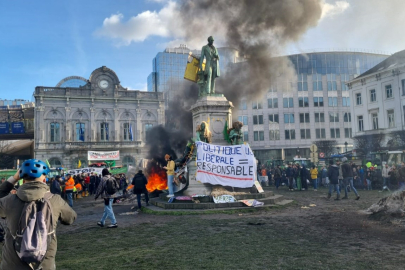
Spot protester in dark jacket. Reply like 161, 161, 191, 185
341, 157, 360, 200
50, 176, 62, 195
95, 169, 118, 228
89, 173, 96, 195
327, 161, 340, 200
132, 170, 149, 210
300, 165, 308, 190
286, 164, 294, 191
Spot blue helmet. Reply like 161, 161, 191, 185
19, 159, 50, 179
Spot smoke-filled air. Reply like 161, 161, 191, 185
146, 0, 323, 164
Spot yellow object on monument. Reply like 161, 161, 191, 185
184, 54, 205, 82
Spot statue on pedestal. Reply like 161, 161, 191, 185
198, 36, 220, 96
228, 121, 244, 145
196, 121, 212, 143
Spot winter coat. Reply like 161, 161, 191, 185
310, 168, 318, 180
382, 166, 390, 178
300, 166, 308, 181
132, 172, 148, 195
328, 165, 340, 184
166, 160, 175, 176
0, 180, 76, 270
90, 175, 96, 185
274, 168, 281, 178
341, 163, 353, 178
286, 167, 293, 177
95, 175, 119, 199
50, 180, 61, 195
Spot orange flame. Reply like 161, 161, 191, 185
146, 168, 168, 192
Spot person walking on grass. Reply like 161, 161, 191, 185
341, 157, 360, 200
327, 160, 340, 200
95, 168, 119, 228
382, 163, 391, 190
310, 165, 318, 191
132, 170, 149, 211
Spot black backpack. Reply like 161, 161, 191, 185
105, 177, 118, 195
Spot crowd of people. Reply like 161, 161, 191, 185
258, 158, 405, 198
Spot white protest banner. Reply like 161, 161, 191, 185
195, 141, 256, 188
67, 167, 103, 176
88, 151, 120, 161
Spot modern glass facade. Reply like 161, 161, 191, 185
236, 51, 389, 162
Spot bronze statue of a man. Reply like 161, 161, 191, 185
199, 36, 220, 95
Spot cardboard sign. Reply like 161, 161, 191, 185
254, 181, 264, 193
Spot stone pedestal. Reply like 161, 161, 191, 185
183, 94, 233, 196
190, 94, 233, 145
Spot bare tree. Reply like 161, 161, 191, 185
387, 130, 405, 150
352, 133, 385, 156
313, 140, 338, 158
0, 141, 14, 169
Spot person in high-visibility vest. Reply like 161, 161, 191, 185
64, 174, 75, 207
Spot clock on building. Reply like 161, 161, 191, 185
98, 79, 109, 89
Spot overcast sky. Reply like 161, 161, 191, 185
1, 0, 404, 100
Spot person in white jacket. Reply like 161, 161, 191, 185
381, 163, 391, 190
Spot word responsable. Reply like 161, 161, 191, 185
195, 142, 256, 188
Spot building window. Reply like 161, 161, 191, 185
386, 84, 393, 99
297, 74, 308, 91
267, 98, 278, 108
283, 98, 294, 108
238, 116, 248, 125
342, 97, 350, 107
254, 131, 264, 141
252, 101, 262, 109
313, 97, 324, 107
315, 113, 325, 123
243, 131, 249, 142
100, 122, 109, 141
284, 113, 294, 123
300, 129, 311, 139
298, 97, 309, 107
50, 122, 60, 142
299, 113, 310, 123
268, 114, 279, 123
122, 156, 135, 166
327, 74, 337, 91
312, 74, 323, 91
341, 74, 350, 91
123, 123, 133, 141
358, 116, 364, 131
356, 93, 362, 105
329, 112, 339, 123
316, 128, 326, 139
344, 112, 351, 122
370, 89, 376, 102
239, 100, 247, 110
372, 113, 378, 130
253, 115, 264, 125
328, 97, 338, 107
387, 110, 395, 128
269, 130, 280, 140
76, 123, 85, 142
285, 129, 296, 140
345, 128, 352, 138
402, 79, 405, 96
330, 128, 340, 138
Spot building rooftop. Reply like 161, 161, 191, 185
356, 49, 405, 79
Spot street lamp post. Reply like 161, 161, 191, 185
344, 141, 348, 153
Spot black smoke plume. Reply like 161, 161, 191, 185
179, 0, 322, 105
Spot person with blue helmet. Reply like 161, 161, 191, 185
0, 159, 76, 269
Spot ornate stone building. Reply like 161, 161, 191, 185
33, 66, 164, 169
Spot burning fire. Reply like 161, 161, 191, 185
146, 167, 168, 192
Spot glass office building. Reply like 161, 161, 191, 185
235, 51, 389, 162
147, 45, 241, 102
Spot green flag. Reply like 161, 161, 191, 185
46, 159, 51, 168
223, 120, 231, 143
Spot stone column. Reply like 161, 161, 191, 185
90, 107, 95, 141
183, 94, 233, 196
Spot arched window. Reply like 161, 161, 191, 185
48, 157, 62, 168
50, 122, 60, 142
122, 156, 135, 167
76, 123, 85, 142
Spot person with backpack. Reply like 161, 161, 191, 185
0, 159, 76, 270
95, 168, 119, 228
132, 170, 149, 211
